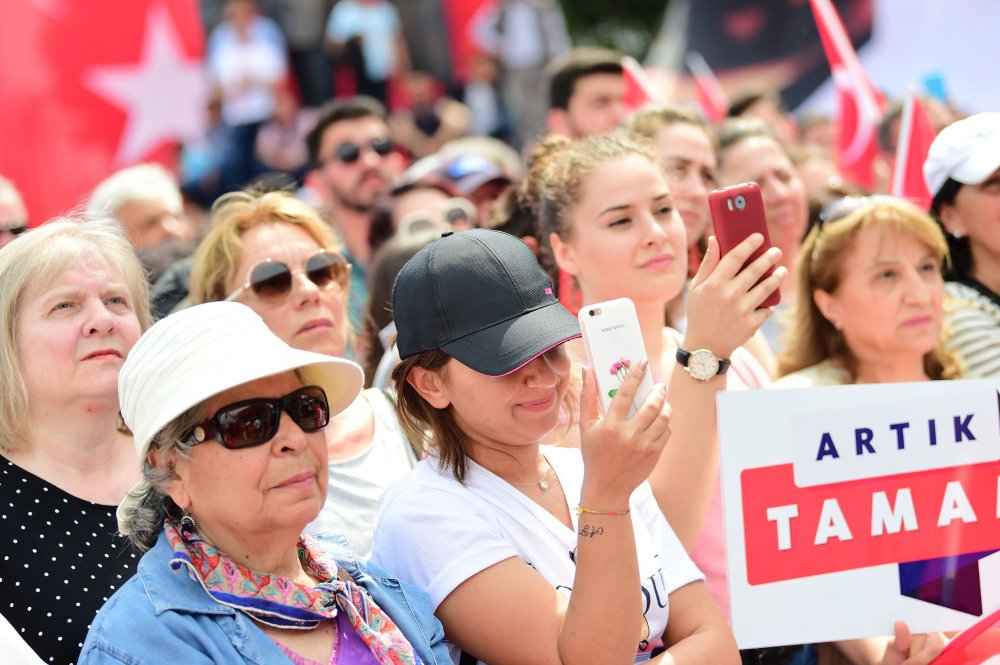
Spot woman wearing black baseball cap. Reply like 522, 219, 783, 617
371, 229, 738, 664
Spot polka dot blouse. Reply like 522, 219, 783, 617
0, 457, 139, 664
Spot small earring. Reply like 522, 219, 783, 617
952, 229, 964, 239
180, 514, 197, 531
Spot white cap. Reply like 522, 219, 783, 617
116, 301, 363, 534
924, 112, 1000, 199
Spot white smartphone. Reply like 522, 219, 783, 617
578, 298, 656, 419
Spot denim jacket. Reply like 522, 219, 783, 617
79, 530, 450, 664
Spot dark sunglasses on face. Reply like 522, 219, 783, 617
331, 137, 394, 165
225, 251, 349, 302
0, 223, 27, 236
185, 385, 330, 449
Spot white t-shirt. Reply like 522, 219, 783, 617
371, 445, 702, 664
307, 389, 417, 556
207, 27, 287, 126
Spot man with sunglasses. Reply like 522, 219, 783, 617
0, 175, 28, 249
306, 96, 403, 333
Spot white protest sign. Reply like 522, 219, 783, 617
719, 379, 1000, 649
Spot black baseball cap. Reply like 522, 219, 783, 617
392, 229, 581, 376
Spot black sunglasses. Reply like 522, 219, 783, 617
225, 251, 348, 302
331, 137, 393, 165
185, 386, 330, 449
0, 223, 27, 236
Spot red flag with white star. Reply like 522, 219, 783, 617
0, 0, 207, 225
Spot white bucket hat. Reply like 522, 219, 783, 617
116, 301, 363, 534
924, 112, 1000, 199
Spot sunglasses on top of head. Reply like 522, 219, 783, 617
184, 385, 330, 449
398, 198, 478, 235
225, 250, 349, 303
816, 195, 895, 232
329, 137, 394, 165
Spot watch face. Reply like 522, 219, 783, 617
688, 349, 720, 380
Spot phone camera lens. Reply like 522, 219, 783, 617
734, 195, 747, 210
588, 309, 595, 317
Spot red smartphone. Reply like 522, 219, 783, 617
708, 182, 780, 308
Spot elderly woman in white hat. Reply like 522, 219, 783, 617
924, 112, 1000, 378
79, 301, 448, 664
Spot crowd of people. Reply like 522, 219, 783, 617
1, 1, 999, 664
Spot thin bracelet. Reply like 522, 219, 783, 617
576, 505, 631, 516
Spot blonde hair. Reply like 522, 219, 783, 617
0, 218, 152, 453
778, 197, 961, 381
535, 129, 662, 242
189, 190, 342, 304
623, 103, 714, 146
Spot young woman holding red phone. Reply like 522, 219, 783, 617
538, 129, 784, 619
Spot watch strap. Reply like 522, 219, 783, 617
675, 347, 730, 376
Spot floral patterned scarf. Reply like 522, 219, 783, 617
163, 519, 419, 665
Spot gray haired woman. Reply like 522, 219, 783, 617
80, 301, 449, 664
0, 218, 150, 664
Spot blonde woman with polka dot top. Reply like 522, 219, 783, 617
0, 218, 151, 664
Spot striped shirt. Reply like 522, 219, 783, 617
943, 279, 1000, 378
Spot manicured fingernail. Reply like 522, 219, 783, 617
638, 358, 649, 372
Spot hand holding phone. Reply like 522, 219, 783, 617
708, 182, 781, 308
578, 298, 656, 418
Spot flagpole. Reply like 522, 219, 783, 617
890, 91, 916, 197
684, 51, 728, 114
621, 56, 663, 105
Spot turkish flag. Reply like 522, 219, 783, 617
685, 52, 728, 124
622, 56, 663, 113
0, 0, 207, 225
440, 0, 495, 82
809, 0, 886, 190
889, 92, 937, 210
931, 605, 1000, 664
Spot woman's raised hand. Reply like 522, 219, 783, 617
577, 361, 670, 506
685, 234, 787, 357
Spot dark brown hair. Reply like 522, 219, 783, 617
391, 349, 475, 481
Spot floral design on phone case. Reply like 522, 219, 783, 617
609, 357, 638, 413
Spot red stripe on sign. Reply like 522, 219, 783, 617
741, 461, 1000, 585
